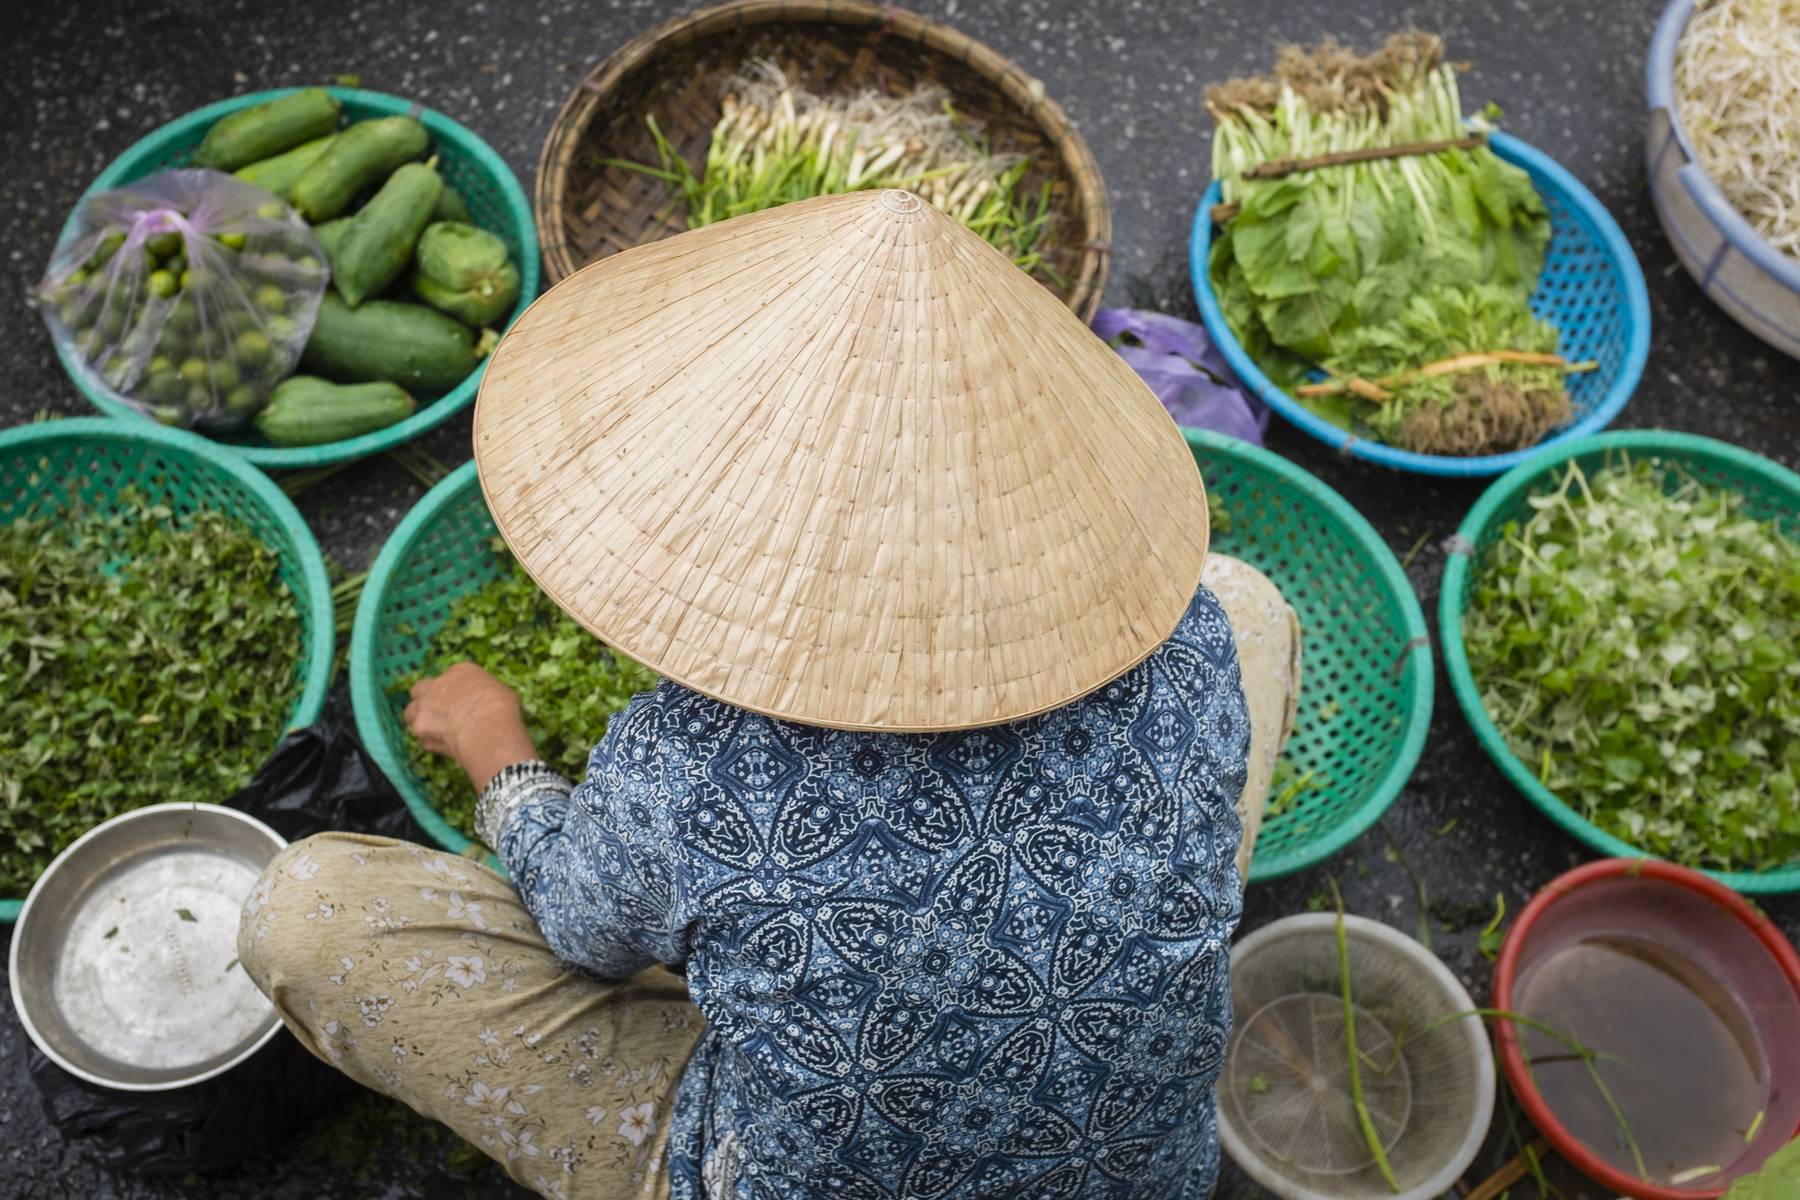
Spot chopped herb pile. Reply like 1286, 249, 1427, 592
0, 492, 301, 894
1464, 456, 1800, 871
400, 544, 661, 839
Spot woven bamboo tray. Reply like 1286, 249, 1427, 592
536, 0, 1110, 316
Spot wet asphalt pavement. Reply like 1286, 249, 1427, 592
1, 0, 1796, 1196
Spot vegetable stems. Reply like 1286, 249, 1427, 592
1333, 881, 1400, 1192
608, 61, 1061, 281
1241, 132, 1488, 179
1296, 351, 1599, 400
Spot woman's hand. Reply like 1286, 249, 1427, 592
403, 662, 540, 792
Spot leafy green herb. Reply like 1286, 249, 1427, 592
1265, 757, 1324, 818
1207, 33, 1566, 456
0, 491, 302, 895
1465, 455, 1800, 871
176, 908, 197, 923
1726, 1133, 1799, 1200
1477, 893, 1507, 961
224, 957, 240, 974
103, 926, 118, 940
399, 547, 661, 839
1249, 1072, 1269, 1094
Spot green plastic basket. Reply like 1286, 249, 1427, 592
350, 460, 501, 860
356, 440, 1435, 877
54, 87, 539, 469
0, 418, 334, 922
1188, 430, 1434, 881
1441, 430, 1800, 895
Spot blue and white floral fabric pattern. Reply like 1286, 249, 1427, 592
497, 586, 1251, 1200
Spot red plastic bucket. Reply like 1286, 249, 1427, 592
1493, 858, 1800, 1199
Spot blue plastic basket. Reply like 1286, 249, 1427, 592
1190, 131, 1651, 477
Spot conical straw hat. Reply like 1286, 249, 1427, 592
474, 189, 1208, 732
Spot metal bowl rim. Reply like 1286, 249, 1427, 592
7, 802, 288, 1091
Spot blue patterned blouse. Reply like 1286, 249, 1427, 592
495, 585, 1250, 1200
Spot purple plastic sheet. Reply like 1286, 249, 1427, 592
1092, 308, 1267, 445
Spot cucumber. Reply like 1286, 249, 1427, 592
433, 185, 472, 224
255, 376, 415, 446
288, 117, 429, 221
410, 221, 520, 325
196, 88, 341, 171
232, 134, 336, 199
312, 216, 351, 262
331, 161, 442, 306
300, 293, 493, 394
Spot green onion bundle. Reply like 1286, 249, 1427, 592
1208, 34, 1580, 457
615, 62, 1060, 281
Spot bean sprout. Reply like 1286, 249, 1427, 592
1675, 0, 1800, 257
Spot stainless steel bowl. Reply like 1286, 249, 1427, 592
8, 803, 287, 1090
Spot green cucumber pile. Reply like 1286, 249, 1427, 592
1464, 456, 1800, 871
205, 88, 518, 447
399, 546, 661, 840
0, 493, 303, 894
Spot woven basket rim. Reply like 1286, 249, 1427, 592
1440, 429, 1800, 894
535, 0, 1110, 316
0, 416, 335, 920
1185, 428, 1434, 882
1189, 129, 1653, 477
350, 459, 489, 859
56, 85, 539, 470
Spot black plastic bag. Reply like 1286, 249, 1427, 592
24, 720, 425, 1176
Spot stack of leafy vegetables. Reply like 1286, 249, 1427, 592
1208, 33, 1590, 457
0, 494, 302, 894
1464, 456, 1799, 871
399, 543, 660, 840
613, 61, 1061, 282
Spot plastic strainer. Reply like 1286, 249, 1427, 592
1220, 914, 1495, 1200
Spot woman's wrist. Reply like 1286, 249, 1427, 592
475, 759, 572, 850
459, 726, 542, 793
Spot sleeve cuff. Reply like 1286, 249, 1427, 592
474, 759, 572, 850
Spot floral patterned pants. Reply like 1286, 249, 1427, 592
236, 834, 705, 1200
235, 558, 1297, 1200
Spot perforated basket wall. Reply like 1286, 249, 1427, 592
1188, 431, 1433, 881
1442, 430, 1800, 895
59, 87, 538, 469
1190, 131, 1651, 477
0, 418, 334, 921
349, 461, 504, 857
